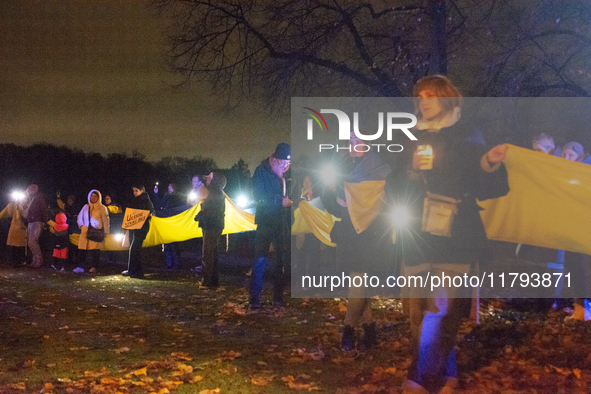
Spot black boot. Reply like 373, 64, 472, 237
341, 325, 355, 351
361, 322, 378, 350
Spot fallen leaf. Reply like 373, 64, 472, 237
111, 347, 130, 354
133, 367, 147, 376
252, 376, 275, 386
199, 389, 220, 394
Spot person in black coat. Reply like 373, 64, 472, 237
400, 75, 509, 393
122, 184, 155, 279
195, 172, 227, 288
249, 143, 292, 309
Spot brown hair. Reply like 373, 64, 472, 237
413, 75, 463, 119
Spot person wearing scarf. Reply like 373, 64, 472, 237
73, 190, 109, 274
401, 75, 509, 393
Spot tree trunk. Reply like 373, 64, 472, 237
427, 0, 447, 75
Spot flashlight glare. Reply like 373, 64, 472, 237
11, 191, 25, 201
236, 195, 249, 208
320, 164, 338, 185
115, 234, 124, 241
392, 206, 411, 227
189, 191, 197, 201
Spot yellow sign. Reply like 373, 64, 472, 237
122, 208, 150, 230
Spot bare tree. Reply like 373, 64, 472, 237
155, 0, 591, 104
155, 0, 472, 107
459, 0, 591, 97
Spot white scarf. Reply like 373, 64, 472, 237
416, 106, 461, 132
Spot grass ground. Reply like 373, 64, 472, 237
1, 250, 591, 393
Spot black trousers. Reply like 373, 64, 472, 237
10, 246, 26, 265
202, 228, 223, 286
127, 229, 148, 276
78, 248, 100, 269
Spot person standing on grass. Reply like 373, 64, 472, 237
73, 190, 109, 274
195, 172, 227, 288
401, 75, 509, 393
249, 143, 292, 310
0, 197, 28, 267
122, 184, 154, 279
154, 183, 186, 270
23, 184, 48, 268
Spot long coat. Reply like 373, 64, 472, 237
0, 202, 28, 247
77, 190, 110, 251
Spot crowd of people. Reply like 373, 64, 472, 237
3, 75, 591, 393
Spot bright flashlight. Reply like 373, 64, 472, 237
392, 205, 411, 227
320, 164, 338, 185
115, 234, 124, 241
11, 191, 25, 201
189, 191, 197, 201
236, 195, 249, 208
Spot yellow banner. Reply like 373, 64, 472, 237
479, 144, 591, 255
66, 195, 257, 250
292, 200, 339, 247
295, 145, 591, 255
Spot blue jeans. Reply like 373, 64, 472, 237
164, 242, 181, 269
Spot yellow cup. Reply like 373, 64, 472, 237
417, 145, 433, 170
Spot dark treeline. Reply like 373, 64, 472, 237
0, 143, 251, 211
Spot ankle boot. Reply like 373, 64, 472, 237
361, 322, 378, 350
341, 325, 355, 351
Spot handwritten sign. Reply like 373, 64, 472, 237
122, 208, 150, 230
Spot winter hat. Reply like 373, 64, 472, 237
273, 143, 291, 160
563, 141, 584, 158
27, 184, 39, 195
54, 213, 69, 232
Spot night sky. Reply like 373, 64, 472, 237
0, 1, 289, 169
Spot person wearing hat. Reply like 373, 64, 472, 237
532, 133, 562, 157
249, 142, 292, 309
562, 141, 591, 164
51, 213, 70, 271
22, 184, 48, 268
122, 184, 155, 279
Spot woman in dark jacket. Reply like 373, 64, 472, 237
122, 184, 155, 279
195, 172, 227, 288
400, 75, 509, 393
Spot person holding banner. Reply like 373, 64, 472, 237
401, 75, 509, 393
122, 184, 155, 279
324, 133, 392, 352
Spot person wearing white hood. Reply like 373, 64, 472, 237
73, 189, 109, 274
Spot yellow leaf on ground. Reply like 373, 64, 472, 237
133, 367, 147, 376
190, 375, 203, 383
199, 389, 221, 394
